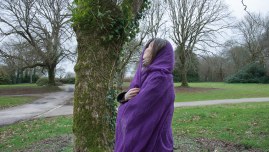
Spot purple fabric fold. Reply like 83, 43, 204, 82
114, 41, 175, 152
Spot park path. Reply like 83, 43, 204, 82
0, 85, 74, 126
173, 97, 269, 107
31, 97, 269, 119
1, 84, 269, 126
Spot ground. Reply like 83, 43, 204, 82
0, 83, 269, 151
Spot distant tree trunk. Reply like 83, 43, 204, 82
180, 62, 189, 87
16, 68, 23, 84
179, 45, 189, 87
33, 68, 36, 83
29, 68, 33, 84
48, 65, 56, 86
116, 67, 126, 91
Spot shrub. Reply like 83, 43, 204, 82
36, 77, 49, 86
36, 77, 64, 86
225, 63, 269, 83
0, 68, 11, 84
59, 77, 75, 84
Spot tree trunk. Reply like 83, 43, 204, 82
29, 68, 33, 84
72, 1, 146, 151
180, 62, 189, 87
16, 68, 22, 84
48, 65, 56, 86
179, 46, 189, 87
73, 31, 117, 151
33, 68, 36, 83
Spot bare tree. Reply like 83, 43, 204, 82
116, 0, 168, 90
56, 67, 66, 79
236, 13, 266, 64
167, 0, 231, 86
143, 0, 168, 38
260, 16, 269, 59
222, 40, 250, 72
0, 0, 74, 86
0, 40, 38, 83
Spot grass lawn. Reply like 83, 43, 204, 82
0, 83, 39, 89
173, 102, 269, 151
0, 83, 61, 95
0, 102, 268, 151
0, 116, 73, 152
124, 81, 269, 102
0, 96, 41, 109
174, 82, 269, 102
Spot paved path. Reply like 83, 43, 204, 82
174, 97, 269, 107
1, 84, 269, 126
39, 97, 269, 118
0, 85, 74, 126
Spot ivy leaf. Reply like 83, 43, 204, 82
108, 35, 113, 40
97, 11, 104, 17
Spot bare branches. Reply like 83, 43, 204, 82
241, 0, 262, 26
167, 0, 231, 86
168, 0, 231, 50
236, 13, 268, 64
0, 0, 74, 68
241, 0, 247, 11
0, 0, 74, 85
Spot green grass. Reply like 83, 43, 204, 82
0, 116, 73, 152
1, 102, 268, 151
124, 81, 269, 102
0, 83, 39, 89
174, 82, 269, 102
172, 102, 269, 151
0, 96, 41, 109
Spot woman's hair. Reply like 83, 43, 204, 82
144, 38, 167, 61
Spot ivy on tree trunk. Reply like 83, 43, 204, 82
71, 0, 148, 151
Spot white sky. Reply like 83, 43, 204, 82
225, 0, 269, 18
44, 0, 269, 73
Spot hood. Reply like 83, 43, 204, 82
129, 40, 175, 89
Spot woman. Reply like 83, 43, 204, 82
114, 38, 175, 152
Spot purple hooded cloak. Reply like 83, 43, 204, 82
114, 40, 175, 152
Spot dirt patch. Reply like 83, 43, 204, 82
20, 134, 73, 152
194, 137, 264, 152
173, 134, 264, 152
0, 87, 61, 95
174, 86, 220, 93
15, 134, 264, 152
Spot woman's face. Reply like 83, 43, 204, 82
143, 41, 154, 67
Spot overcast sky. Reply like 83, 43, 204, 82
58, 0, 269, 73
225, 0, 269, 18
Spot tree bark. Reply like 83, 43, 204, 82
29, 68, 33, 84
179, 45, 189, 87
180, 62, 189, 87
48, 65, 56, 86
72, 1, 146, 151
73, 31, 117, 151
